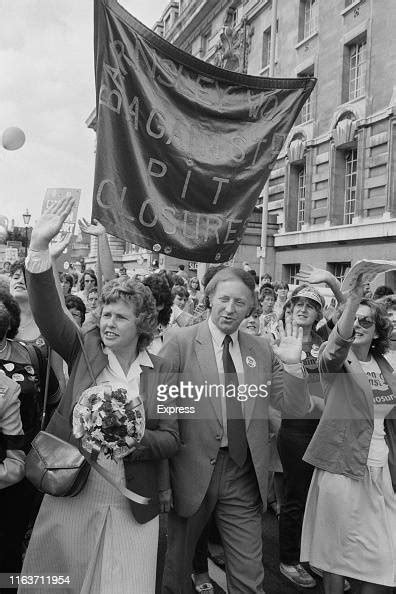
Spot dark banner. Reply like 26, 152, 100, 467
93, 0, 315, 263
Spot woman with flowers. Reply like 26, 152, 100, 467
19, 196, 180, 594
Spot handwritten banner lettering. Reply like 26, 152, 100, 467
93, 0, 315, 262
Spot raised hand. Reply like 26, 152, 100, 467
296, 264, 332, 285
273, 318, 303, 364
347, 272, 365, 302
30, 196, 75, 251
78, 218, 106, 236
49, 233, 72, 260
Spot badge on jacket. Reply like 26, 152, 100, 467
246, 356, 256, 368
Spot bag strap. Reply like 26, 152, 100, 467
24, 342, 40, 376
74, 331, 150, 505
25, 342, 51, 431
80, 450, 150, 505
75, 331, 97, 386
40, 345, 52, 430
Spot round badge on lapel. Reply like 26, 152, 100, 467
310, 345, 320, 358
301, 351, 307, 361
246, 356, 256, 368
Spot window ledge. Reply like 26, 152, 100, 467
345, 94, 366, 105
295, 31, 318, 50
341, 0, 362, 16
259, 62, 278, 76
338, 95, 367, 112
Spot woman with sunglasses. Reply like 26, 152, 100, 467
301, 275, 396, 594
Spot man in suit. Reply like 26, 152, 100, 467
160, 267, 311, 593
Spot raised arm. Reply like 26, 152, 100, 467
296, 264, 345, 305
78, 219, 115, 289
26, 196, 80, 365
319, 274, 364, 375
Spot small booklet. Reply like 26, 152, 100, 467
341, 260, 396, 292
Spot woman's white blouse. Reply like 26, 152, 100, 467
97, 348, 153, 400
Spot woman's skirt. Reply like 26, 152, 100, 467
301, 464, 396, 587
18, 457, 159, 594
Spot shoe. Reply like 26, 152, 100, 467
309, 566, 351, 592
191, 573, 214, 593
280, 563, 317, 588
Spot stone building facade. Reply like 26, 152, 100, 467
154, 0, 396, 285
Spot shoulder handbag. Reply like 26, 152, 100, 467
25, 333, 149, 504
25, 342, 90, 497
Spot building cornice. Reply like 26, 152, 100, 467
274, 218, 396, 247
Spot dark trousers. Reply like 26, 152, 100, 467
192, 515, 222, 574
277, 422, 317, 565
162, 449, 264, 594
0, 479, 42, 574
192, 520, 210, 575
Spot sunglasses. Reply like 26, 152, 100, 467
354, 315, 374, 329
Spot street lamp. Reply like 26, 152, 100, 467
22, 209, 31, 256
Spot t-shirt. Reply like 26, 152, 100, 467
282, 332, 324, 425
360, 356, 396, 467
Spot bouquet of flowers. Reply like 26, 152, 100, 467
72, 383, 145, 461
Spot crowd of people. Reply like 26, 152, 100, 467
0, 195, 395, 594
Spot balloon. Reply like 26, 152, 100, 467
2, 127, 26, 151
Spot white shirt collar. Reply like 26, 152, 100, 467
208, 317, 239, 347
102, 347, 153, 381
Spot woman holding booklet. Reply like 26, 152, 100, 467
301, 272, 396, 593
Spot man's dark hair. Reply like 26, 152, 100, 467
178, 264, 185, 271
143, 274, 173, 326
65, 294, 86, 324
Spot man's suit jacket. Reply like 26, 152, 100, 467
160, 321, 309, 518
26, 268, 180, 524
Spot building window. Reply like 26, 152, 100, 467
299, 0, 318, 41
297, 166, 306, 230
327, 262, 351, 283
344, 148, 358, 224
348, 39, 366, 100
284, 264, 301, 285
297, 68, 314, 123
262, 27, 271, 69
